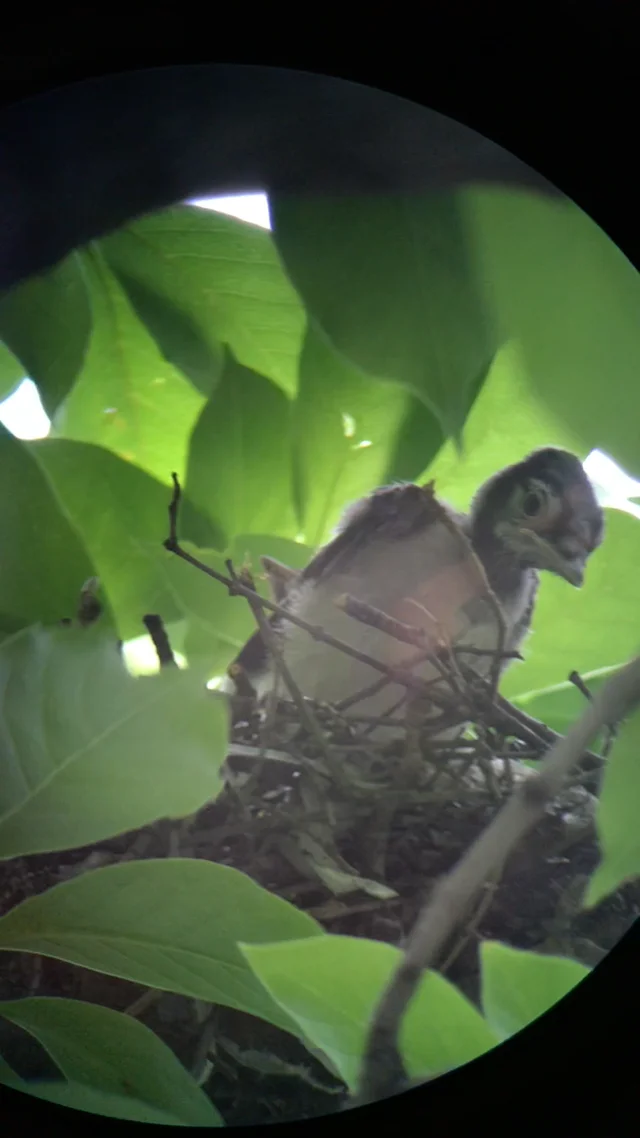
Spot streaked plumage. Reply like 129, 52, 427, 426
228, 448, 604, 735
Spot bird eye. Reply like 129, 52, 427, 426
522, 489, 545, 517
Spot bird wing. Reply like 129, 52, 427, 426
277, 483, 508, 715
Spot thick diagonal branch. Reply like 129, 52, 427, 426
354, 654, 640, 1106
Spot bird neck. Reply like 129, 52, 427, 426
469, 524, 534, 603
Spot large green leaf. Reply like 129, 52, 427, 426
30, 437, 217, 642
185, 353, 297, 546
164, 535, 313, 676
271, 193, 497, 439
102, 205, 306, 397
0, 998, 221, 1126
3, 1080, 197, 1126
0, 428, 96, 633
586, 705, 640, 908
459, 187, 640, 479
0, 624, 227, 858
511, 665, 622, 735
0, 345, 26, 403
0, 859, 322, 1039
0, 254, 92, 416
421, 340, 583, 507
240, 935, 498, 1091
293, 324, 443, 547
501, 509, 640, 698
479, 941, 590, 1042
52, 247, 204, 485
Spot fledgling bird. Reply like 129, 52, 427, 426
227, 448, 604, 735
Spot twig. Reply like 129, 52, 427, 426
125, 989, 162, 1018
353, 654, 640, 1105
335, 647, 436, 713
569, 670, 592, 702
143, 613, 177, 668
163, 474, 458, 714
569, 669, 619, 760
225, 559, 345, 787
335, 593, 455, 689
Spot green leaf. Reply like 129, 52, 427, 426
421, 339, 584, 507
511, 665, 623, 735
6, 1081, 194, 1126
168, 535, 313, 675
0, 255, 92, 417
480, 940, 590, 1041
0, 429, 96, 632
240, 935, 498, 1090
103, 205, 306, 397
586, 706, 640, 907
52, 248, 205, 486
0, 1053, 22, 1084
0, 624, 227, 858
501, 509, 640, 698
185, 353, 296, 545
0, 344, 26, 403
459, 187, 640, 479
293, 324, 443, 546
0, 859, 323, 1039
271, 193, 497, 439
30, 437, 216, 642
0, 997, 221, 1126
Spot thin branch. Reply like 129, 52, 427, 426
568, 669, 593, 702
224, 558, 344, 785
143, 613, 177, 668
335, 592, 458, 692
163, 474, 457, 713
353, 654, 640, 1105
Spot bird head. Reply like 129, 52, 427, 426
470, 448, 604, 587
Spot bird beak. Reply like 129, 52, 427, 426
524, 531, 589, 587
551, 551, 587, 588
498, 523, 588, 587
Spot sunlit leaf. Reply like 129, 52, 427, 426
0, 429, 96, 633
0, 624, 227, 857
0, 859, 322, 1039
0, 997, 221, 1126
165, 535, 313, 675
421, 340, 583, 506
459, 187, 640, 479
0, 254, 91, 416
240, 934, 498, 1090
103, 205, 305, 397
53, 248, 204, 485
480, 940, 590, 1041
185, 352, 297, 545
293, 323, 442, 546
272, 192, 497, 439
30, 437, 217, 642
